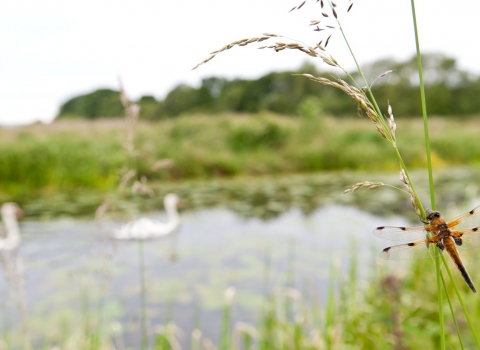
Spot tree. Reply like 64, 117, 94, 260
58, 89, 124, 119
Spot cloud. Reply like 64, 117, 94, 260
1, 0, 480, 125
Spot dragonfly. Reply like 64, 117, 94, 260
374, 205, 480, 293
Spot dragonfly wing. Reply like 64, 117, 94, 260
448, 204, 480, 231
380, 240, 441, 260
452, 227, 480, 250
373, 225, 427, 241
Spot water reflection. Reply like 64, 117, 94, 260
22, 167, 480, 221
0, 204, 410, 348
2, 167, 480, 347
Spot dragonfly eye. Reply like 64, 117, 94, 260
426, 209, 441, 220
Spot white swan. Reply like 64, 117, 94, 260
112, 193, 181, 240
0, 203, 24, 251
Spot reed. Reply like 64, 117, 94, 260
5, 115, 480, 206
1, 237, 480, 348
219, 286, 236, 350
0, 255, 32, 350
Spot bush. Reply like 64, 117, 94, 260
227, 120, 289, 152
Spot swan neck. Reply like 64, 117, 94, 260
165, 203, 180, 224
2, 212, 20, 239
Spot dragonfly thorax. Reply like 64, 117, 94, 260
426, 209, 441, 221
425, 210, 452, 240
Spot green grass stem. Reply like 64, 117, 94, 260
323, 262, 336, 350
435, 256, 445, 350
285, 239, 296, 319
410, 0, 436, 210
219, 300, 232, 350
190, 301, 201, 350
440, 271, 464, 350
137, 240, 148, 350
441, 254, 480, 348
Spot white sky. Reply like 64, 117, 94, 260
1, 0, 479, 125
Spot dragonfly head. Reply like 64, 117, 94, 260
426, 209, 441, 221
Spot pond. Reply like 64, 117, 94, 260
1, 168, 480, 348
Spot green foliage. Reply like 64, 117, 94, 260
137, 95, 163, 120
56, 54, 480, 120
227, 119, 289, 152
4, 114, 480, 202
296, 96, 323, 120
160, 84, 205, 117
58, 89, 124, 118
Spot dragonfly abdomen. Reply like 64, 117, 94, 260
444, 237, 477, 293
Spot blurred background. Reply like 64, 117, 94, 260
2, 0, 480, 349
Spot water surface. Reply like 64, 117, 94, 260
2, 168, 480, 348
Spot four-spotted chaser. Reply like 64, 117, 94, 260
374, 206, 480, 292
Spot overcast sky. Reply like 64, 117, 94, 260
1, 0, 479, 125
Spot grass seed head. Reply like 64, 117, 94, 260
343, 181, 385, 194
193, 35, 273, 70
357, 103, 363, 117
325, 34, 332, 46
387, 102, 397, 140
399, 169, 422, 217
224, 286, 237, 304
380, 70, 393, 78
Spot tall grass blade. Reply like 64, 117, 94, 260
435, 256, 446, 350
219, 287, 235, 350
285, 239, 296, 319
441, 255, 480, 348
324, 261, 336, 350
409, 0, 435, 210
440, 271, 464, 350
137, 240, 148, 350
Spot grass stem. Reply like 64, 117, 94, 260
435, 256, 445, 350
410, 0, 435, 210
440, 271, 464, 350
441, 254, 480, 348
138, 240, 148, 350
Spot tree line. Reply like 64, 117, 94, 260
57, 53, 480, 120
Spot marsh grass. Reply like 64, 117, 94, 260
0, 255, 32, 350
149, 248, 476, 350
3, 115, 480, 205
1, 240, 480, 348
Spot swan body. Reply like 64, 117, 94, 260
112, 193, 181, 240
0, 203, 23, 251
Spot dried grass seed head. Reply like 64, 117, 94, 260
192, 35, 273, 70
399, 169, 421, 217
386, 102, 396, 139
300, 73, 391, 140
343, 181, 385, 194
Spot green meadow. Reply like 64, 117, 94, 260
1, 113, 480, 203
